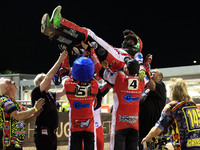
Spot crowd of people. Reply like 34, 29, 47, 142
1, 5, 200, 150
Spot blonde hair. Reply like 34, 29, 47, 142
0, 78, 6, 95
169, 78, 192, 102
34, 73, 46, 86
0, 77, 10, 95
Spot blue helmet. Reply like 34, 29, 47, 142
72, 56, 94, 82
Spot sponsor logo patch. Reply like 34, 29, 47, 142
124, 94, 139, 102
119, 115, 138, 123
73, 101, 90, 109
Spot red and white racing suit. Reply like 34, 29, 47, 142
51, 18, 147, 72
64, 78, 99, 150
102, 70, 149, 150
94, 83, 111, 150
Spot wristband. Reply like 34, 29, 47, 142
34, 107, 38, 112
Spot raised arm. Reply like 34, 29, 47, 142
11, 98, 45, 121
55, 87, 66, 100
40, 50, 68, 92
144, 54, 156, 91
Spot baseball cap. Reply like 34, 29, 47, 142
72, 56, 94, 82
125, 59, 140, 76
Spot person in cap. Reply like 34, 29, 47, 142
61, 56, 99, 150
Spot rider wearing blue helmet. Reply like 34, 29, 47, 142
72, 56, 94, 82
63, 56, 99, 150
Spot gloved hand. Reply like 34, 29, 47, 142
138, 70, 145, 82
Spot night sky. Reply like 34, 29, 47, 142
1, 1, 199, 74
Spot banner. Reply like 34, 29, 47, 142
23, 112, 111, 147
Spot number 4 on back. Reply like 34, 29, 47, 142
128, 79, 138, 90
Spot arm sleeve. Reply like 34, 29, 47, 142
144, 75, 150, 85
90, 79, 99, 95
31, 85, 42, 107
3, 98, 18, 115
52, 92, 56, 100
155, 104, 173, 131
102, 69, 118, 85
99, 82, 112, 97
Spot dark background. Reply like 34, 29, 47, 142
1, 1, 199, 74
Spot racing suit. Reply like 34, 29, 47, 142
156, 100, 200, 150
0, 96, 26, 150
64, 77, 99, 150
89, 48, 149, 150
94, 82, 111, 150
58, 48, 111, 150
90, 48, 150, 149
50, 18, 146, 72
102, 70, 149, 150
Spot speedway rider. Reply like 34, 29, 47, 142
40, 5, 151, 76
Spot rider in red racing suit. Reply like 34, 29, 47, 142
55, 45, 112, 150
63, 56, 98, 150
94, 82, 112, 150
89, 49, 150, 150
41, 6, 151, 74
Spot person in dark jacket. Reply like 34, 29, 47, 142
139, 67, 166, 150
31, 50, 68, 150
